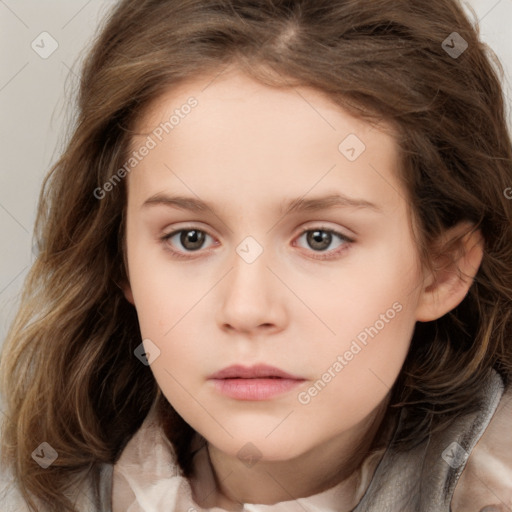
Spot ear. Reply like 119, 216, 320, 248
415, 222, 484, 322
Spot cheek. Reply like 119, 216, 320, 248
291, 305, 416, 452
294, 244, 420, 416
127, 240, 208, 335
135, 308, 209, 431
300, 298, 414, 397
305, 239, 420, 353
125, 231, 216, 390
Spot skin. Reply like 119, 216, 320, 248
122, 67, 484, 508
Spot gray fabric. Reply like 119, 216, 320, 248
97, 463, 115, 512
352, 369, 505, 511
0, 369, 506, 511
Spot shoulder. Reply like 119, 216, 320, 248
353, 368, 510, 512
451, 375, 512, 511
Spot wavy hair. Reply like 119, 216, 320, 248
1, 0, 512, 510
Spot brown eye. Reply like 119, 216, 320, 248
296, 228, 352, 252
162, 228, 212, 253
306, 230, 333, 251
179, 230, 206, 251
294, 227, 354, 261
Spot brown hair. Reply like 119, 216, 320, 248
1, 0, 512, 510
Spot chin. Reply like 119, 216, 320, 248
202, 428, 312, 463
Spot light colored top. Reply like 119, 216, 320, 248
1, 368, 512, 511
111, 404, 390, 512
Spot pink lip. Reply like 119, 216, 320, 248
208, 364, 306, 401
208, 364, 303, 380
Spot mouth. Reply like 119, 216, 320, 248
207, 364, 306, 401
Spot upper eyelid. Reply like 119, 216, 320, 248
299, 225, 353, 238
162, 224, 354, 248
162, 223, 353, 238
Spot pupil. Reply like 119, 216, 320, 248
181, 230, 205, 251
308, 230, 330, 250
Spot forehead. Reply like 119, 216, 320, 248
127, 68, 405, 215
132, 67, 398, 153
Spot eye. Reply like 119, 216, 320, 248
294, 227, 353, 260
160, 225, 354, 260
161, 228, 215, 257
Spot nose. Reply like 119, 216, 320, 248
216, 244, 288, 336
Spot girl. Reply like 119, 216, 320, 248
1, 0, 512, 511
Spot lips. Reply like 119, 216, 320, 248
207, 364, 306, 401
207, 364, 304, 380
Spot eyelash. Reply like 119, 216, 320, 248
160, 226, 354, 261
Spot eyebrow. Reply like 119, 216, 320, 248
142, 193, 382, 215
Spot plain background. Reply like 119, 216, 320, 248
0, 0, 511, 348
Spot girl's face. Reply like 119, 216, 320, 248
123, 68, 426, 461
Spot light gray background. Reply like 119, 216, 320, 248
1, 0, 511, 347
